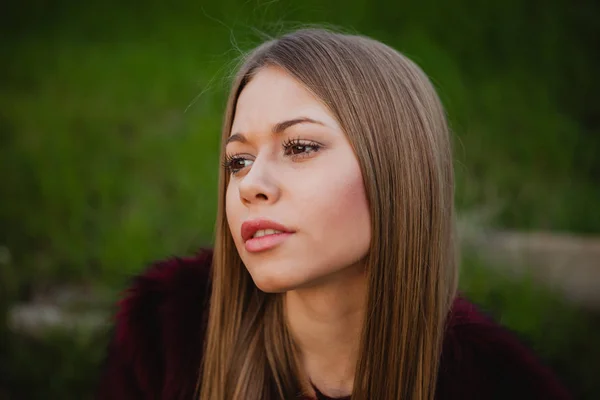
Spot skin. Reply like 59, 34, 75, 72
225, 66, 371, 397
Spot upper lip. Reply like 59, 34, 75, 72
241, 219, 294, 242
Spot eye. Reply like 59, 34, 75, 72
222, 154, 254, 175
282, 138, 322, 158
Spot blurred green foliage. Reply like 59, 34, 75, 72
460, 253, 600, 399
1, 0, 599, 398
1, 328, 107, 400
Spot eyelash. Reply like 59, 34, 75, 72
222, 138, 322, 175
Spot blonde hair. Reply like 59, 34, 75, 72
199, 28, 459, 400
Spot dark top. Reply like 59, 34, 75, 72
96, 249, 572, 399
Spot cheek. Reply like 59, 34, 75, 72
225, 183, 241, 242
302, 158, 371, 256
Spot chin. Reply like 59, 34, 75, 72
248, 271, 298, 293
245, 262, 307, 293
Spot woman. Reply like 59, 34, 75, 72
98, 28, 571, 399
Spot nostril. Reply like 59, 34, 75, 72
256, 193, 268, 200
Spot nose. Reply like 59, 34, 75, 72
238, 157, 280, 206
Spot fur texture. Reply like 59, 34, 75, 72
96, 249, 571, 399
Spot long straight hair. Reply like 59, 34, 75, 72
199, 28, 459, 400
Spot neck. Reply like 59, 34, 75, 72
284, 264, 367, 398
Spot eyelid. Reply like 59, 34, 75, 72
282, 136, 324, 148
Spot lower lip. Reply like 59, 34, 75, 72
245, 232, 293, 253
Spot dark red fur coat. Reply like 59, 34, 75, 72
96, 249, 572, 399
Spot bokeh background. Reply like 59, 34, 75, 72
1, 0, 599, 399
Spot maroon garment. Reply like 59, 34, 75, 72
97, 249, 572, 400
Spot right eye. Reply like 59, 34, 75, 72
222, 155, 254, 175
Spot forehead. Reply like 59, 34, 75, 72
231, 66, 336, 132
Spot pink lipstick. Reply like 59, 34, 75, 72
241, 219, 294, 253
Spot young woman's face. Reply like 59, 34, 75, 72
225, 66, 371, 292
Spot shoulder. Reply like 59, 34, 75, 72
112, 248, 213, 355
438, 295, 572, 400
114, 248, 213, 330
97, 248, 213, 400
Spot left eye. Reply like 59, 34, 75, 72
283, 140, 321, 156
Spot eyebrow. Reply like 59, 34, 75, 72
226, 117, 325, 145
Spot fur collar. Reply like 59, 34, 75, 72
97, 249, 571, 400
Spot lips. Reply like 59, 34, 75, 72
241, 219, 295, 253
241, 219, 293, 242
